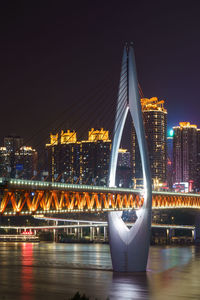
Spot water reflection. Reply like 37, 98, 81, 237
21, 243, 34, 300
148, 246, 192, 273
110, 273, 149, 300
0, 243, 199, 299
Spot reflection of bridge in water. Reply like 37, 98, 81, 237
0, 178, 200, 216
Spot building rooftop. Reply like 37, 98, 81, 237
118, 148, 128, 153
173, 122, 198, 130
46, 128, 111, 146
88, 128, 110, 142
141, 97, 167, 113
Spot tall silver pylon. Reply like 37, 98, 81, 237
108, 44, 152, 272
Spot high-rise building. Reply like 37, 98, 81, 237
116, 148, 131, 187
3, 136, 24, 177
14, 146, 38, 179
4, 136, 24, 153
0, 147, 10, 177
80, 129, 111, 185
173, 122, 197, 190
0, 136, 37, 179
46, 130, 79, 182
196, 129, 200, 191
166, 129, 174, 189
46, 128, 111, 185
117, 148, 131, 168
132, 97, 167, 188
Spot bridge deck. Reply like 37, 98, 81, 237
0, 177, 200, 215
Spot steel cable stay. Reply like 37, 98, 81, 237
51, 74, 128, 185
66, 92, 128, 185
20, 62, 127, 148
39, 75, 127, 145
31, 75, 128, 181
3, 56, 143, 193
31, 70, 126, 153
36, 75, 128, 185
52, 83, 128, 184
3, 62, 126, 178
3, 70, 122, 181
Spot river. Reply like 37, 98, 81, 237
0, 242, 199, 299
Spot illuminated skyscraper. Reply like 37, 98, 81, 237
132, 97, 167, 187
117, 148, 131, 168
3, 136, 24, 177
46, 128, 111, 185
166, 130, 174, 188
173, 122, 197, 189
4, 136, 24, 153
46, 130, 79, 182
196, 129, 200, 191
15, 146, 38, 179
0, 136, 37, 179
0, 147, 10, 176
80, 128, 111, 185
116, 148, 131, 187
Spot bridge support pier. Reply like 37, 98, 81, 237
75, 228, 78, 239
80, 227, 83, 239
90, 226, 93, 241
166, 228, 173, 244
194, 215, 200, 244
53, 229, 56, 242
53, 221, 58, 242
93, 227, 95, 241
192, 229, 195, 241
104, 226, 107, 241
77, 223, 80, 239
97, 227, 100, 240
108, 207, 151, 272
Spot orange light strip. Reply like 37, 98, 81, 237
1, 189, 200, 215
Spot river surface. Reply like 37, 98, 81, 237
0, 242, 200, 300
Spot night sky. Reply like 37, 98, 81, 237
1, 1, 200, 149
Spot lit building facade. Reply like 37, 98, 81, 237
4, 136, 24, 153
3, 136, 24, 177
116, 149, 131, 187
132, 97, 167, 188
166, 133, 173, 188
46, 128, 111, 185
173, 122, 198, 190
196, 129, 200, 191
46, 130, 79, 182
117, 148, 131, 168
14, 146, 38, 179
80, 129, 111, 185
0, 136, 37, 179
0, 147, 10, 177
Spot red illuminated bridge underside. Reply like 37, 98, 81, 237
1, 186, 200, 216
0, 178, 200, 215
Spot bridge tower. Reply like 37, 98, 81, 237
108, 44, 152, 272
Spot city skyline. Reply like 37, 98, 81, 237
1, 3, 200, 298
1, 2, 200, 147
